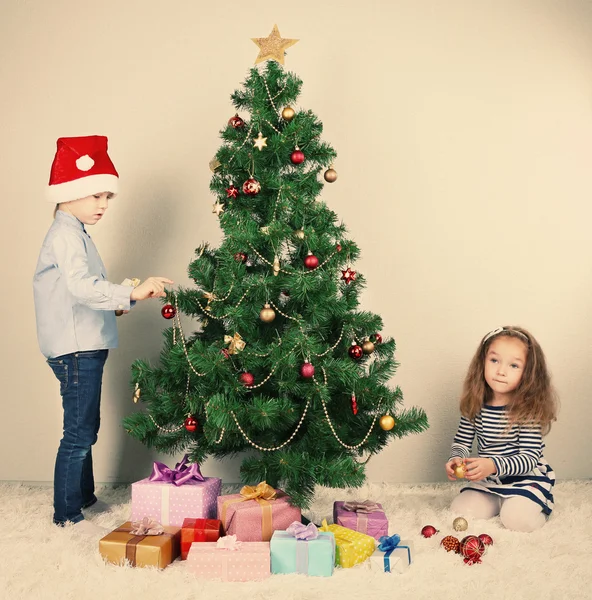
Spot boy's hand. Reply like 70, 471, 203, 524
445, 458, 463, 481
464, 457, 496, 481
130, 277, 174, 301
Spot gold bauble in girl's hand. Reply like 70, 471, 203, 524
362, 340, 375, 354
379, 415, 395, 431
453, 462, 467, 479
453, 517, 468, 531
282, 106, 295, 121
259, 303, 276, 323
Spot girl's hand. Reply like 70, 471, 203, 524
464, 457, 497, 481
130, 277, 174, 301
445, 458, 463, 481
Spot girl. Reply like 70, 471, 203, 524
445, 326, 558, 532
33, 135, 173, 534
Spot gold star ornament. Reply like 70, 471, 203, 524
212, 201, 225, 217
252, 25, 298, 65
253, 132, 268, 151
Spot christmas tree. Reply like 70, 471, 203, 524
123, 26, 428, 509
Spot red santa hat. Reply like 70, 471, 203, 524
46, 135, 119, 203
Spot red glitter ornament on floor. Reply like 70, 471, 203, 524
183, 416, 198, 432
478, 533, 493, 546
161, 304, 176, 319
441, 535, 460, 553
460, 535, 485, 562
421, 525, 438, 538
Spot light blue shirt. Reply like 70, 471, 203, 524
33, 211, 135, 359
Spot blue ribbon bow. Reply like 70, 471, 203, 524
378, 534, 411, 572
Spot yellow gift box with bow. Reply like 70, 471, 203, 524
320, 519, 376, 568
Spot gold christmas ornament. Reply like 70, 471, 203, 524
294, 228, 305, 239
273, 255, 281, 276
224, 332, 246, 355
209, 158, 221, 172
202, 291, 217, 311
453, 517, 469, 532
133, 383, 141, 403
379, 415, 396, 431
453, 462, 467, 479
362, 340, 375, 354
259, 303, 276, 323
324, 167, 338, 183
282, 106, 296, 121
253, 132, 268, 151
252, 24, 299, 65
212, 201, 225, 216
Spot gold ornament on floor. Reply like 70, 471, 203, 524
253, 132, 268, 151
259, 303, 276, 323
133, 383, 141, 403
324, 167, 338, 183
453, 517, 469, 532
294, 228, 305, 240
273, 255, 281, 276
224, 332, 246, 355
379, 415, 395, 431
252, 24, 299, 65
282, 106, 295, 121
453, 462, 467, 479
362, 339, 375, 354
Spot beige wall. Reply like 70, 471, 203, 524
1, 0, 591, 485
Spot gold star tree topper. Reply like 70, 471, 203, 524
252, 25, 298, 65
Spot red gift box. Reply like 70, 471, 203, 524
181, 518, 222, 560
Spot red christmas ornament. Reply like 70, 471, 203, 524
348, 344, 363, 360
478, 533, 494, 546
369, 333, 383, 344
460, 535, 485, 562
336, 243, 342, 252
161, 304, 176, 320
242, 178, 261, 196
300, 361, 315, 378
304, 253, 319, 270
351, 393, 358, 415
226, 185, 240, 199
239, 372, 255, 386
183, 416, 198, 432
290, 148, 305, 164
441, 535, 460, 553
341, 267, 356, 284
421, 525, 439, 538
228, 114, 244, 129
234, 252, 248, 263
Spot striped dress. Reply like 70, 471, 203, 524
450, 404, 555, 515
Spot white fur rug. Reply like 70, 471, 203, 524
1, 480, 591, 600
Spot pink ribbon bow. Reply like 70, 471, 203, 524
130, 517, 164, 536
343, 500, 382, 513
216, 535, 242, 551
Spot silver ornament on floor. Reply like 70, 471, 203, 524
453, 516, 468, 531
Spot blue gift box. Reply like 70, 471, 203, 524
270, 530, 336, 577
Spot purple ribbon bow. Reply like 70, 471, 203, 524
286, 521, 319, 541
343, 500, 382, 514
148, 454, 204, 486
130, 517, 164, 536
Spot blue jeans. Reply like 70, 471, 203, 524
47, 349, 108, 525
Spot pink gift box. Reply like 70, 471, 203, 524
186, 541, 270, 581
333, 501, 389, 541
217, 490, 301, 542
131, 477, 221, 527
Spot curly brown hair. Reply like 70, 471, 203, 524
460, 326, 558, 435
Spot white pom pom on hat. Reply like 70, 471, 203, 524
46, 135, 119, 203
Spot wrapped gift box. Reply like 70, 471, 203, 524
270, 527, 335, 577
131, 476, 221, 527
181, 518, 222, 560
319, 520, 376, 568
99, 520, 180, 569
368, 536, 413, 573
333, 501, 388, 541
217, 483, 301, 542
186, 537, 270, 581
